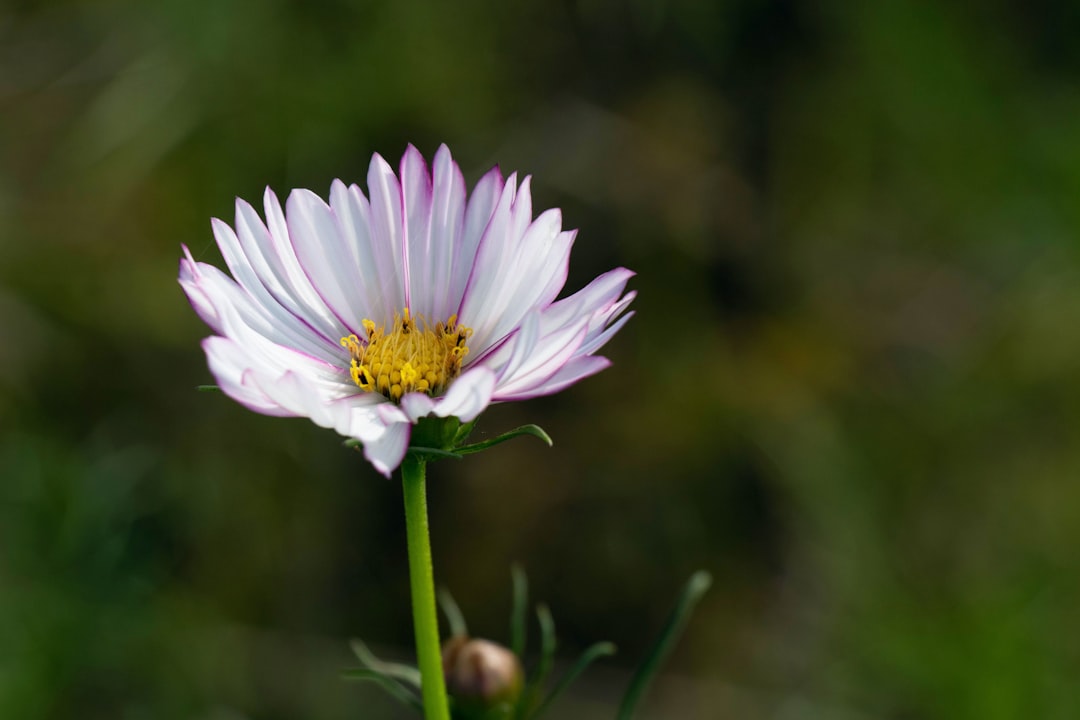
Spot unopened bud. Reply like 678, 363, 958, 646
442, 635, 523, 711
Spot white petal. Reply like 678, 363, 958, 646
367, 153, 406, 310
329, 181, 403, 324
486, 310, 539, 385
246, 192, 346, 341
362, 420, 411, 478
451, 165, 504, 316
400, 145, 439, 319
428, 145, 468, 318
400, 392, 436, 422
179, 246, 223, 334
494, 355, 611, 402
578, 308, 635, 357
186, 255, 344, 366
286, 187, 371, 333
542, 268, 635, 330
211, 215, 333, 348
203, 337, 294, 417
492, 316, 589, 399
456, 175, 519, 345
213, 300, 352, 398
458, 195, 575, 354
433, 366, 496, 422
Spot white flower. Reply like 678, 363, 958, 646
180, 145, 634, 476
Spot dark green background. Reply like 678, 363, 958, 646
3, 1, 1079, 718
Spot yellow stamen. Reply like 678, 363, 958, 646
341, 309, 472, 402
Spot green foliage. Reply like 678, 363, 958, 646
349, 569, 706, 720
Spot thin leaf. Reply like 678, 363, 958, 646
350, 639, 423, 689
196, 384, 221, 392
534, 604, 557, 690
438, 587, 468, 638
531, 642, 617, 719
510, 565, 528, 659
455, 425, 553, 455
616, 571, 712, 720
342, 668, 423, 712
518, 604, 557, 719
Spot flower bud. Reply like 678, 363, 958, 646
442, 635, 523, 713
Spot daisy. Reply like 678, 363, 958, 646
180, 144, 635, 476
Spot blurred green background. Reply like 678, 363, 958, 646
3, 1, 1080, 718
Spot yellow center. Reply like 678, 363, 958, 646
340, 309, 472, 402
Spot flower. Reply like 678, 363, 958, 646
179, 144, 635, 476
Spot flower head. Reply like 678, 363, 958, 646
180, 144, 634, 476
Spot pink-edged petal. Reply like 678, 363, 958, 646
451, 170, 509, 319
492, 314, 590, 400
362, 420, 411, 478
578, 308, 635, 357
494, 355, 612, 402
179, 246, 223, 334
209, 216, 334, 349
492, 219, 575, 325
458, 187, 576, 353
484, 310, 538, 384
432, 366, 496, 422
456, 174, 518, 345
508, 175, 533, 242
427, 144, 468, 319
542, 267, 636, 330
400, 145, 440, 319
242, 192, 346, 342
329, 180, 402, 324
367, 153, 407, 309
400, 392, 436, 422
452, 165, 506, 317
249, 369, 335, 425
203, 337, 294, 417
530, 229, 576, 307
187, 259, 345, 367
213, 304, 355, 406
286, 188, 372, 333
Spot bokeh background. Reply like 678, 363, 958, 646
3, 1, 1080, 718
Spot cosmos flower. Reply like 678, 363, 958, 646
179, 145, 634, 476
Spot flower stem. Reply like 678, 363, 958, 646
401, 455, 450, 720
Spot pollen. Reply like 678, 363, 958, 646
340, 309, 472, 402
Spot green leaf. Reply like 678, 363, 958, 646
510, 565, 528, 659
196, 384, 221, 392
438, 587, 469, 638
518, 604, 557, 720
342, 668, 424, 712
616, 571, 712, 720
455, 425, 553, 455
350, 639, 423, 689
531, 641, 617, 719
534, 604, 557, 691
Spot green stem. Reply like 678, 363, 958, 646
401, 456, 451, 720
